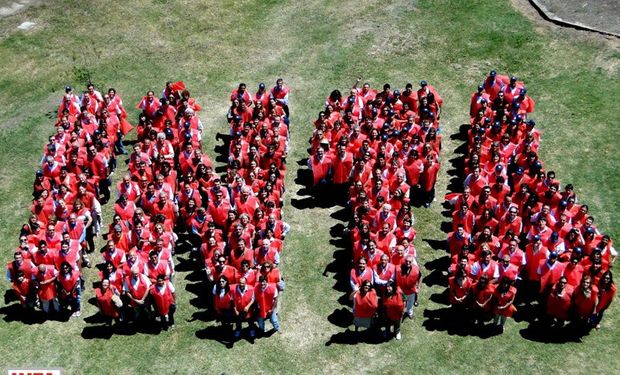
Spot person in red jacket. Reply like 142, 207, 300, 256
572, 275, 597, 328
449, 269, 472, 311
11, 270, 36, 311
492, 276, 517, 332
308, 147, 332, 187
254, 276, 280, 334
381, 280, 405, 340
149, 274, 176, 330
95, 278, 122, 326
34, 264, 59, 317
123, 266, 152, 323
351, 280, 378, 333
213, 275, 234, 331
591, 270, 616, 329
471, 274, 495, 326
233, 276, 255, 339
420, 155, 440, 208
545, 276, 574, 327
395, 255, 421, 319
58, 261, 81, 317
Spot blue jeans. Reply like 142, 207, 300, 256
257, 312, 280, 332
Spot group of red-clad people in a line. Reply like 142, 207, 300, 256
445, 71, 616, 332
308, 78, 444, 340
8, 82, 129, 320
200, 79, 291, 339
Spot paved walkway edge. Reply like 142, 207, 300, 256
528, 0, 620, 38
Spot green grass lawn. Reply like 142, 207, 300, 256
0, 0, 618, 374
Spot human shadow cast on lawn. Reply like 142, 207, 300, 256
0, 302, 47, 325
422, 305, 500, 339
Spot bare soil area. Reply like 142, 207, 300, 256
537, 0, 620, 35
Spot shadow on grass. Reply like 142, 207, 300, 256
0, 302, 47, 325
519, 321, 587, 343
421, 306, 501, 339
195, 324, 276, 347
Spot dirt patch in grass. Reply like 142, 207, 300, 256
511, 0, 620, 44
536, 0, 620, 36
0, 0, 42, 18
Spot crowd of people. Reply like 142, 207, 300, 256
6, 79, 291, 337
307, 79, 444, 340
8, 83, 130, 321
445, 71, 616, 333
202, 79, 290, 339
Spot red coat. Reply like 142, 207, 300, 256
595, 284, 617, 314
96, 287, 120, 318
233, 285, 255, 319
58, 270, 80, 296
35, 265, 58, 301
213, 289, 234, 316
255, 283, 278, 318
472, 282, 496, 312
124, 274, 151, 306
310, 155, 332, 186
12, 278, 33, 305
492, 286, 517, 317
538, 261, 566, 293
331, 152, 354, 185
573, 286, 598, 318
354, 289, 378, 318
396, 264, 420, 295
546, 285, 574, 320
382, 287, 405, 321
150, 281, 175, 315
449, 276, 472, 305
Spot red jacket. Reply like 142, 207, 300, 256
255, 283, 278, 318
382, 287, 405, 321
354, 289, 378, 318
150, 281, 175, 315
396, 264, 420, 295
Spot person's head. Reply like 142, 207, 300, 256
480, 249, 492, 263
156, 274, 166, 287
360, 280, 372, 293
404, 255, 415, 267
580, 275, 592, 290
357, 258, 367, 272
478, 274, 489, 287
556, 276, 568, 291
501, 254, 511, 268
238, 276, 247, 290
600, 270, 613, 288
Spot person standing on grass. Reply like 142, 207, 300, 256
352, 280, 378, 334
213, 276, 234, 331
123, 266, 152, 323
95, 278, 122, 326
395, 255, 421, 319
270, 78, 290, 118
449, 268, 472, 316
233, 276, 255, 339
150, 274, 176, 330
34, 264, 59, 317
545, 276, 574, 328
254, 276, 280, 334
11, 270, 36, 312
492, 277, 517, 332
381, 280, 404, 340
471, 274, 495, 326
590, 271, 616, 329
58, 261, 81, 318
